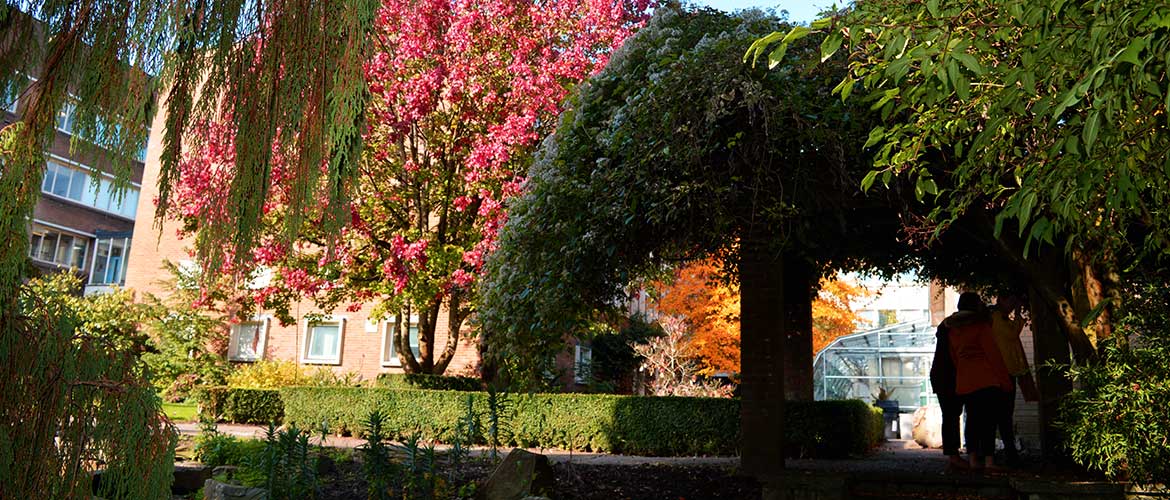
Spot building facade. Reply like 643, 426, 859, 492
5, 79, 145, 295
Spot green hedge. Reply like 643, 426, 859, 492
281, 387, 882, 457
195, 386, 284, 424
375, 373, 484, 392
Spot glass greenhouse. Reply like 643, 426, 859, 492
813, 319, 939, 411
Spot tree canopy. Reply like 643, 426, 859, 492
478, 6, 911, 385
748, 0, 1170, 354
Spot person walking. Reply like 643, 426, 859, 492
931, 299, 966, 473
989, 295, 1031, 466
945, 292, 1013, 472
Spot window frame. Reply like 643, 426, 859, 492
302, 316, 346, 365
380, 314, 421, 367
28, 223, 89, 270
228, 316, 270, 362
574, 344, 593, 384
88, 235, 132, 286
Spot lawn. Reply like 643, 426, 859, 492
163, 402, 198, 422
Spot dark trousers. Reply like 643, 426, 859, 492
938, 393, 964, 456
996, 376, 1019, 459
963, 387, 1004, 459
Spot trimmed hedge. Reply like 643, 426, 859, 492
195, 386, 284, 424
280, 387, 883, 457
375, 373, 484, 392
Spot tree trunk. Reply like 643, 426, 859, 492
782, 253, 814, 401
739, 244, 785, 483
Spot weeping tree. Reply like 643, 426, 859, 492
1, 0, 377, 493
478, 6, 913, 477
2, 274, 177, 498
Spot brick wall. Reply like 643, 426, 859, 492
124, 101, 481, 382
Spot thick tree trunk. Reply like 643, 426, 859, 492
739, 244, 785, 482
782, 253, 814, 401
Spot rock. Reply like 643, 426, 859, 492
478, 448, 555, 500
172, 464, 213, 494
912, 405, 943, 449
203, 478, 268, 500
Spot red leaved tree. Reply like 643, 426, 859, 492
167, 0, 650, 374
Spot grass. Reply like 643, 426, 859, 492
163, 402, 199, 422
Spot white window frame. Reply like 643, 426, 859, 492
574, 344, 593, 384
88, 235, 132, 286
380, 314, 420, 367
28, 223, 90, 269
302, 316, 346, 365
41, 155, 141, 220
228, 316, 270, 362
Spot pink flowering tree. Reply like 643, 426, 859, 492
168, 0, 649, 374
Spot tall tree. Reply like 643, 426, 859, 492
168, 0, 650, 374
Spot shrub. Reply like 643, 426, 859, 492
375, 373, 483, 392
226, 359, 363, 389
196, 386, 284, 424
1058, 276, 1170, 484
281, 387, 882, 457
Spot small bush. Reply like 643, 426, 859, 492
375, 373, 483, 392
196, 386, 284, 424
281, 387, 882, 457
1059, 275, 1170, 484
226, 359, 364, 389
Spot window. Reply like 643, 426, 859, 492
877, 309, 898, 327
574, 344, 593, 384
229, 317, 270, 362
41, 158, 140, 219
28, 225, 88, 269
303, 317, 345, 365
56, 101, 78, 134
89, 236, 131, 286
381, 315, 421, 367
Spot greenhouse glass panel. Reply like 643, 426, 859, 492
814, 319, 938, 411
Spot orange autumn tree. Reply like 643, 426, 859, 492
653, 259, 740, 375
655, 262, 871, 375
812, 277, 871, 354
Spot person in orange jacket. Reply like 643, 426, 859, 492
944, 292, 1013, 471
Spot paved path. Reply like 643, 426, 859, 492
176, 422, 945, 471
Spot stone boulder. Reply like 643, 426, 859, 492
912, 405, 943, 449
172, 464, 213, 494
478, 449, 555, 500
203, 478, 268, 500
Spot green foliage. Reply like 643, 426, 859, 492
392, 433, 439, 500
360, 411, 394, 500
1, 274, 176, 498
196, 386, 285, 424
479, 6, 897, 387
142, 295, 230, 402
227, 359, 364, 389
375, 373, 483, 392
785, 401, 885, 459
282, 387, 883, 457
750, 0, 1170, 263
1058, 276, 1170, 483
256, 423, 319, 499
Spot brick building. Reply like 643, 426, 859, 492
5, 79, 145, 295
123, 102, 482, 382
